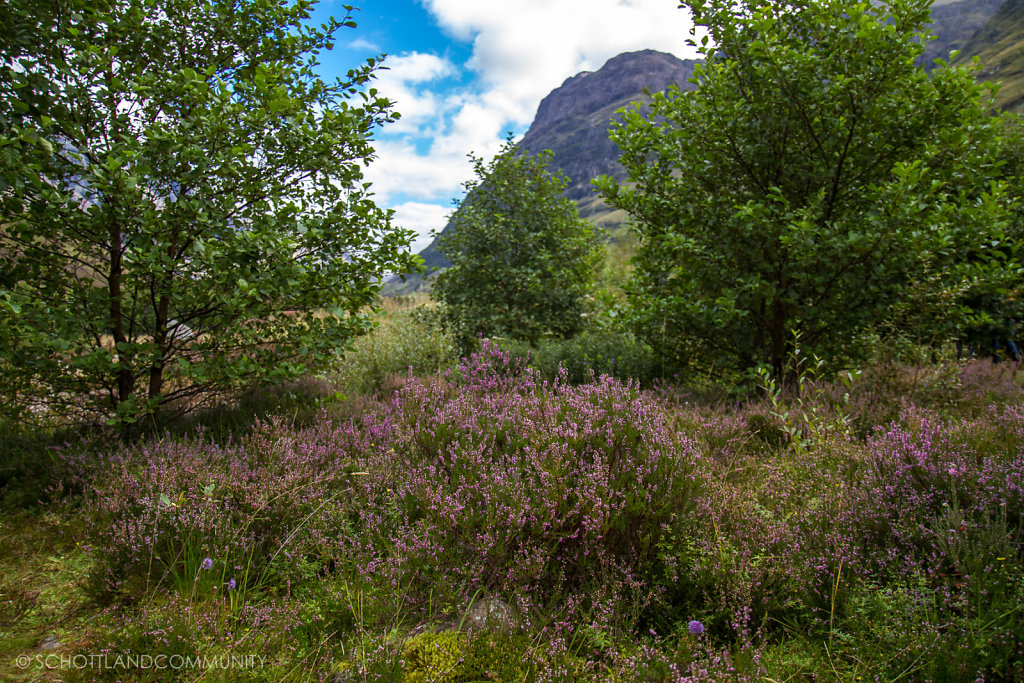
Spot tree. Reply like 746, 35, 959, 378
0, 0, 418, 426
433, 139, 604, 348
596, 0, 1013, 380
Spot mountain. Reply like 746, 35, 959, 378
954, 0, 1024, 110
386, 50, 700, 295
922, 0, 1005, 69
385, 1, 1018, 295
519, 50, 700, 207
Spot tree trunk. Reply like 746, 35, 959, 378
108, 217, 134, 408
148, 294, 169, 418
769, 301, 788, 387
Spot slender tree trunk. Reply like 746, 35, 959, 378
148, 294, 169, 415
106, 61, 134, 416
770, 302, 788, 385
108, 217, 134, 408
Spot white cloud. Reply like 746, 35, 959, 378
390, 202, 452, 253
373, 52, 458, 133
365, 1, 701, 251
347, 37, 381, 53
427, 0, 700, 104
367, 139, 473, 203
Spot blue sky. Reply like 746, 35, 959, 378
307, 0, 701, 252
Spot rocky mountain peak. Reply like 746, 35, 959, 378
520, 50, 699, 203
529, 50, 700, 134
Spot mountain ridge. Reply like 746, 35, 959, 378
390, 49, 700, 293
954, 0, 1024, 110
385, 0, 1019, 295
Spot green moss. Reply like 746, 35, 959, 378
403, 631, 530, 683
462, 632, 530, 682
403, 631, 468, 683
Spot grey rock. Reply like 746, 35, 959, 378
457, 595, 513, 634
38, 635, 62, 651
406, 594, 515, 639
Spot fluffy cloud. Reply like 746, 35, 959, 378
372, 52, 457, 134
365, 1, 701, 249
426, 0, 700, 101
367, 139, 471, 202
390, 201, 453, 253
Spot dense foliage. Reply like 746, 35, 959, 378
3, 351, 1021, 681
2, 0, 1023, 680
0, 0, 417, 427
434, 139, 604, 349
597, 0, 1016, 380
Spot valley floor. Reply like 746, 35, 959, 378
1, 347, 1022, 682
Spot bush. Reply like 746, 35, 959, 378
336, 305, 458, 395
79, 418, 368, 598
342, 341, 703, 627
47, 353, 1024, 681
500, 328, 659, 386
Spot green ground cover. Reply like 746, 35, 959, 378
1, 336, 1022, 682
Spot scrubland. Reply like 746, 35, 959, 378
1, 329, 1022, 682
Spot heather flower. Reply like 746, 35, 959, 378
201, 557, 213, 571
688, 620, 705, 636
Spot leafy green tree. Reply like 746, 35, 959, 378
434, 139, 604, 349
597, 0, 1013, 380
950, 117, 1024, 360
0, 0, 418, 426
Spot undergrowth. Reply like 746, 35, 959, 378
1, 344, 1022, 681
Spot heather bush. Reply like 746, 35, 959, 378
80, 418, 368, 598
67, 592, 303, 682
838, 358, 1024, 431
843, 405, 1024, 575
342, 341, 703, 629
70, 605, 201, 683
13, 355, 1022, 682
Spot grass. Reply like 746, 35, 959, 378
0, 511, 94, 682
0, 334, 1022, 681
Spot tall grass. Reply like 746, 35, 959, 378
2, 351, 1021, 681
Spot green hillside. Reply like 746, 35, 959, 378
955, 0, 1024, 110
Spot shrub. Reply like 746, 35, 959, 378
79, 418, 368, 598
500, 328, 659, 386
336, 305, 457, 395
49, 352, 1024, 681
343, 341, 703, 627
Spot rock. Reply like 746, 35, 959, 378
38, 635, 62, 651
521, 49, 701, 204
406, 594, 515, 639
326, 662, 357, 682
458, 595, 513, 634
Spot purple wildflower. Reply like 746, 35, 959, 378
200, 557, 213, 571
688, 620, 705, 636
227, 578, 236, 590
